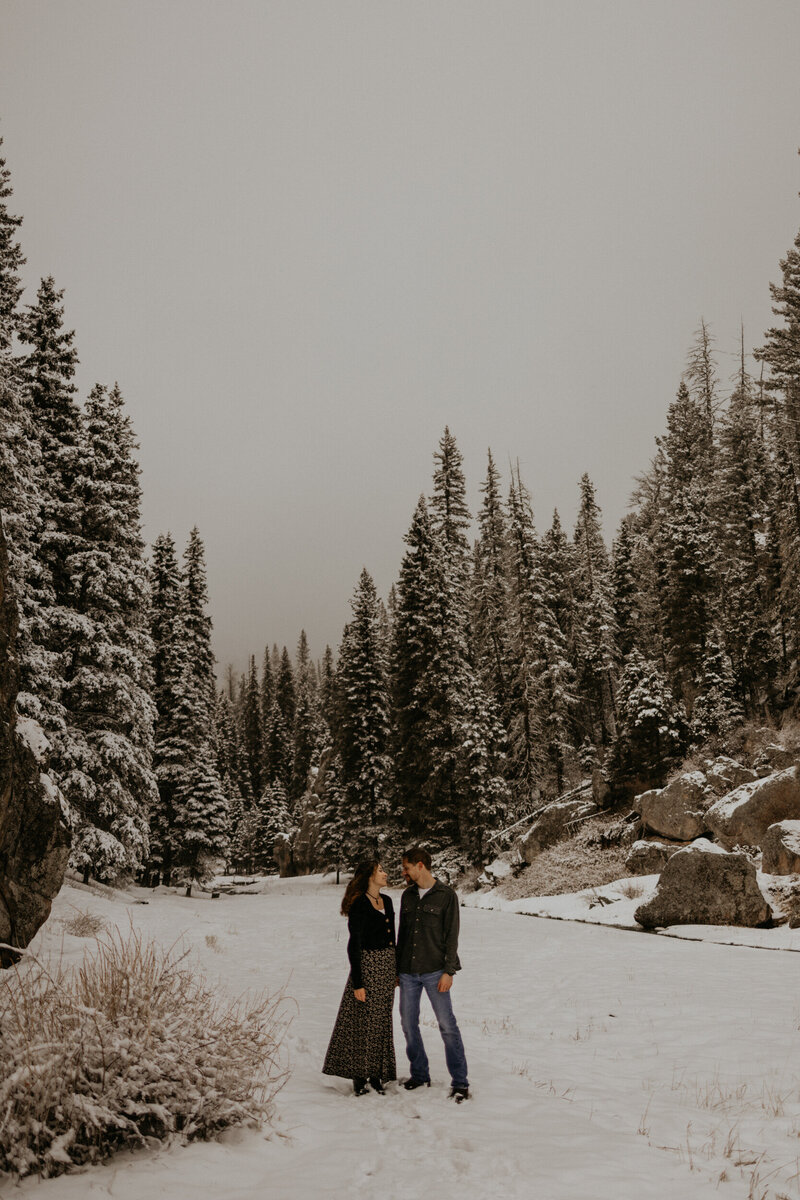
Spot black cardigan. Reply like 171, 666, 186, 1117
346, 893, 396, 989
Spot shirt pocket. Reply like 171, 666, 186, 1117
419, 902, 443, 922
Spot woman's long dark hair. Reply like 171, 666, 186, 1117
341, 859, 380, 916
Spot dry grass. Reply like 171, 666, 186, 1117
616, 880, 647, 900
0, 924, 289, 1179
498, 812, 630, 899
62, 908, 106, 937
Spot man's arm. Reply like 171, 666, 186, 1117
439, 889, 460, 987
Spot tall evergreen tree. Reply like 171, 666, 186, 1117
0, 150, 49, 722
607, 648, 685, 794
276, 646, 296, 730
148, 533, 193, 881
756, 218, 800, 667
241, 654, 263, 800
291, 630, 318, 802
710, 373, 779, 713
655, 383, 715, 710
572, 473, 618, 747
182, 527, 216, 731
392, 493, 508, 851
60, 384, 158, 879
472, 450, 511, 719
263, 698, 292, 793
334, 570, 393, 857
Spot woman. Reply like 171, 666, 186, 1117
323, 859, 397, 1095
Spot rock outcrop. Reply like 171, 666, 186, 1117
634, 841, 770, 929
624, 838, 688, 876
704, 756, 758, 795
761, 821, 800, 876
520, 797, 597, 862
705, 766, 800, 850
0, 515, 71, 964
634, 772, 711, 841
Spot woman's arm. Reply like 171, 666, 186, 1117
346, 896, 366, 991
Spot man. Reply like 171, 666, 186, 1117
396, 845, 470, 1101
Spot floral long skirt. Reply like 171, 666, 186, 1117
322, 946, 397, 1082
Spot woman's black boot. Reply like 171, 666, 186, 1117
369, 1077, 385, 1094
353, 1077, 369, 1096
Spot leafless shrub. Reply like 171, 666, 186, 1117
0, 925, 289, 1179
62, 908, 106, 937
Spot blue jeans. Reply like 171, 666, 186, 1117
399, 971, 469, 1089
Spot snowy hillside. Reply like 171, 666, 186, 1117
10, 875, 800, 1200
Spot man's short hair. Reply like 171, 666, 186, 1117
402, 844, 432, 870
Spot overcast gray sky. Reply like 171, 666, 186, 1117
2, 0, 800, 674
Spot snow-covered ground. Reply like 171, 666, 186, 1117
10, 875, 800, 1200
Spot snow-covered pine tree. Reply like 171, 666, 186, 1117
183, 528, 216, 732
431, 426, 472, 564
317, 750, 346, 872
334, 569, 393, 857
756, 222, 800, 674
16, 276, 83, 736
710, 355, 780, 714
276, 646, 296, 730
0, 144, 51, 724
256, 779, 294, 874
536, 510, 580, 795
61, 384, 158, 880
318, 644, 337, 731
148, 532, 194, 882
392, 484, 508, 853
428, 430, 509, 845
391, 496, 456, 838
607, 648, 685, 795
174, 741, 229, 877
611, 516, 639, 660
572, 473, 618, 747
504, 470, 546, 804
214, 688, 248, 798
655, 383, 715, 712
241, 655, 263, 800
471, 450, 512, 723
291, 630, 319, 802
260, 645, 275, 747
689, 633, 744, 747
263, 698, 292, 794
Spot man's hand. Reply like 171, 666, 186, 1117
437, 973, 453, 993
354, 987, 366, 1002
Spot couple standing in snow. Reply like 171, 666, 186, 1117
322, 846, 470, 1102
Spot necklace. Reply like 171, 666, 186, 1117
366, 888, 383, 907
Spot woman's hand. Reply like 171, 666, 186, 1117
353, 987, 366, 1002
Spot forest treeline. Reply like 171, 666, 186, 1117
3, 134, 800, 879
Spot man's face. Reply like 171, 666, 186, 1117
401, 858, 423, 885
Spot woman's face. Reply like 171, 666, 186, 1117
371, 863, 388, 890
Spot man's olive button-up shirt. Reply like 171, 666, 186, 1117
396, 879, 462, 976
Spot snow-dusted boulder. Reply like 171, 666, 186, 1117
519, 798, 597, 862
754, 744, 796, 773
634, 841, 770, 929
633, 772, 711, 842
761, 821, 800, 875
704, 756, 758, 795
705, 766, 800, 850
624, 838, 688, 876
